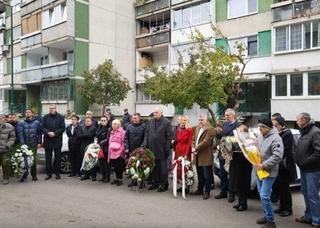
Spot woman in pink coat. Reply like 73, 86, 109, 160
109, 119, 126, 186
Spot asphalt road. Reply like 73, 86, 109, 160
0, 167, 309, 228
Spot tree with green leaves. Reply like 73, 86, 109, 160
80, 59, 131, 115
144, 29, 248, 125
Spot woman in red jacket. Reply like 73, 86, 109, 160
175, 115, 193, 160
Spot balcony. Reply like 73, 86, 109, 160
136, 31, 170, 48
21, 32, 42, 50
136, 0, 170, 17
171, 0, 193, 6
272, 0, 320, 22
21, 61, 74, 83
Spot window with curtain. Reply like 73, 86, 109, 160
290, 24, 302, 50
275, 26, 288, 52
290, 74, 303, 96
312, 20, 320, 48
308, 72, 320, 95
275, 75, 287, 96
304, 22, 311, 49
248, 35, 258, 56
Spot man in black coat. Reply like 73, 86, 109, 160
125, 113, 146, 154
66, 115, 82, 177
79, 118, 97, 181
17, 109, 42, 181
80, 110, 99, 129
144, 108, 172, 192
272, 116, 296, 217
122, 108, 131, 130
295, 113, 320, 227
42, 104, 65, 180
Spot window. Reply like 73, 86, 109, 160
248, 35, 258, 56
12, 26, 21, 41
61, 2, 67, 21
290, 74, 303, 96
304, 22, 311, 49
42, 3, 67, 29
308, 72, 320, 95
275, 75, 287, 96
172, 1, 211, 30
40, 80, 70, 101
22, 12, 42, 35
228, 0, 257, 19
275, 26, 288, 52
136, 84, 158, 103
312, 20, 320, 48
40, 56, 49, 65
290, 24, 302, 50
13, 56, 21, 73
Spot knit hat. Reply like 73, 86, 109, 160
274, 116, 286, 127
258, 118, 273, 129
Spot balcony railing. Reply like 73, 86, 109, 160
171, 0, 192, 6
136, 31, 170, 48
273, 0, 320, 22
21, 32, 42, 49
136, 0, 170, 17
21, 61, 74, 83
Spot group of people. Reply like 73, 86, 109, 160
0, 105, 319, 228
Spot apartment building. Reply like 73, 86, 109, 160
0, 0, 136, 116
271, 0, 320, 122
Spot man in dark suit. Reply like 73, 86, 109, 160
42, 104, 65, 180
144, 108, 172, 192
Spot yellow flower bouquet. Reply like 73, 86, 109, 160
233, 129, 269, 180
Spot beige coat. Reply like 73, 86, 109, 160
193, 126, 216, 166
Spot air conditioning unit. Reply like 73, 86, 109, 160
1, 45, 9, 53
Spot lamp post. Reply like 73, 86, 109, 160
0, 0, 13, 113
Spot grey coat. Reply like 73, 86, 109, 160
0, 123, 16, 154
144, 117, 172, 160
258, 127, 284, 177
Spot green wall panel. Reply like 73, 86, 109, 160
215, 39, 228, 53
7, 58, 11, 74
216, 0, 227, 22
74, 40, 89, 76
75, 1, 89, 39
259, 30, 271, 56
73, 79, 88, 115
258, 0, 272, 13
21, 54, 27, 69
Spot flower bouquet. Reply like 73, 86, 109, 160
81, 143, 100, 171
220, 136, 239, 172
233, 129, 269, 180
172, 156, 194, 199
10, 144, 34, 182
126, 147, 155, 187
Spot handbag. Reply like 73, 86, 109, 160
109, 141, 121, 150
98, 147, 105, 159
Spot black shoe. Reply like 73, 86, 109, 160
99, 177, 105, 182
236, 205, 247, 212
55, 175, 61, 180
111, 180, 119, 185
228, 194, 235, 203
148, 185, 159, 190
68, 174, 75, 178
203, 192, 210, 200
256, 217, 268, 225
157, 185, 168, 192
103, 178, 110, 183
32, 176, 38, 181
261, 221, 277, 228
91, 176, 96, 181
80, 175, 89, 181
191, 190, 203, 195
233, 204, 240, 209
139, 182, 145, 189
215, 192, 227, 199
116, 180, 123, 186
273, 208, 282, 214
279, 210, 292, 217
45, 175, 52, 180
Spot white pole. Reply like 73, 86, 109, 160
182, 158, 186, 200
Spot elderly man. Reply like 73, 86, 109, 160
295, 113, 320, 228
0, 114, 16, 185
144, 108, 172, 192
192, 115, 216, 200
42, 104, 65, 180
256, 118, 283, 228
80, 110, 99, 129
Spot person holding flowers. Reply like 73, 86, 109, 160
256, 117, 283, 228
109, 119, 126, 186
17, 109, 42, 181
0, 114, 16, 185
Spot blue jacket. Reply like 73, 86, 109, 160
17, 118, 42, 147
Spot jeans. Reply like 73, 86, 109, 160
197, 165, 213, 193
300, 171, 320, 225
257, 176, 276, 222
